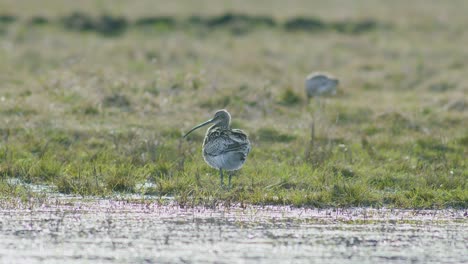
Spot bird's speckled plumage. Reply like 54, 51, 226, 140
203, 127, 250, 171
184, 109, 251, 187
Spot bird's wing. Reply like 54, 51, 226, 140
204, 129, 250, 156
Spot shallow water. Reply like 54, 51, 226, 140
0, 198, 466, 264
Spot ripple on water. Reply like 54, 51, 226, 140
0, 197, 466, 263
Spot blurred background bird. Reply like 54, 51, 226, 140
305, 72, 339, 103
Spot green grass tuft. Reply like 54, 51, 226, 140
278, 88, 302, 106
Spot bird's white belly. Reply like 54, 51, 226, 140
203, 152, 246, 171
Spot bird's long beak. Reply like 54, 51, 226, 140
183, 119, 214, 138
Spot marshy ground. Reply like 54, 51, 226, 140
0, 0, 466, 208
0, 1, 467, 262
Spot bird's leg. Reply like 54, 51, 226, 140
314, 97, 321, 123
228, 172, 233, 189
219, 168, 224, 187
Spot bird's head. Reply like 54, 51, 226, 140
183, 109, 231, 138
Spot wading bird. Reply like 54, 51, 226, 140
303, 73, 339, 159
183, 109, 251, 187
305, 72, 339, 103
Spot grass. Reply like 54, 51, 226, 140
0, 0, 467, 208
